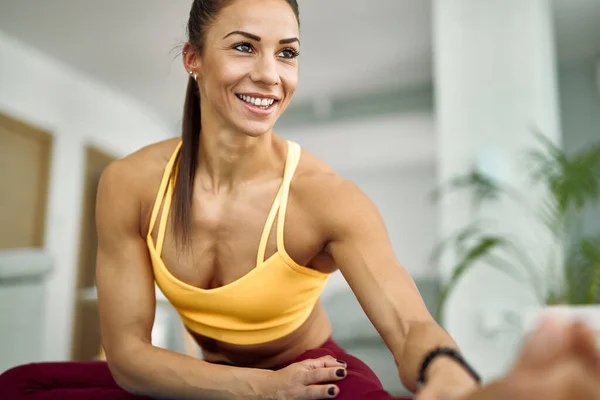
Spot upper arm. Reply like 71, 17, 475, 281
315, 178, 435, 350
95, 160, 156, 366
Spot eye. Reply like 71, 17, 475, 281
233, 43, 254, 54
278, 48, 300, 59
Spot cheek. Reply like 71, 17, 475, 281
218, 57, 254, 85
204, 58, 252, 94
280, 67, 298, 94
220, 62, 251, 85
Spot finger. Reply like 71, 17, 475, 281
299, 355, 347, 369
540, 359, 600, 400
303, 366, 347, 385
450, 381, 508, 400
515, 316, 570, 369
300, 383, 339, 399
571, 321, 600, 372
414, 387, 436, 400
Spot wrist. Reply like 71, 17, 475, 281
418, 347, 481, 390
427, 357, 479, 386
227, 367, 275, 399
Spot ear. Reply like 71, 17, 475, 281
182, 42, 202, 78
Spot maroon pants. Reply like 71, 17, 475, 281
0, 338, 412, 399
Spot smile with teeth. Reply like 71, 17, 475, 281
236, 94, 276, 109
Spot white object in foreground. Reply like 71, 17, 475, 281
521, 305, 600, 342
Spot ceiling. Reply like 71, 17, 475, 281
0, 0, 598, 130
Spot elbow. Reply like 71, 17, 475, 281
107, 356, 140, 394
112, 370, 139, 395
105, 343, 148, 395
398, 370, 418, 395
395, 353, 418, 394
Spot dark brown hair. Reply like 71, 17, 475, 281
172, 0, 300, 246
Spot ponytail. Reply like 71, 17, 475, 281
171, 75, 201, 247
172, 0, 300, 248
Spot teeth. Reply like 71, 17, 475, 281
238, 94, 275, 108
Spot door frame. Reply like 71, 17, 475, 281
0, 112, 53, 248
71, 145, 117, 361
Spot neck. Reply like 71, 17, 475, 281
196, 125, 277, 193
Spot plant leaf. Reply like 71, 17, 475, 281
564, 235, 600, 304
430, 221, 485, 266
526, 132, 600, 218
436, 236, 527, 324
431, 170, 502, 212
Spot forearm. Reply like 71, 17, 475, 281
110, 342, 271, 400
395, 320, 469, 393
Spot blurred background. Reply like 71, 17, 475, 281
0, 0, 599, 397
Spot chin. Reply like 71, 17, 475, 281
236, 120, 276, 138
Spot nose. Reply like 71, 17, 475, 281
250, 54, 279, 86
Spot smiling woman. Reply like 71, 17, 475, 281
2, 0, 599, 399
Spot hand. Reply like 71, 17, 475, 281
258, 355, 347, 399
462, 316, 600, 400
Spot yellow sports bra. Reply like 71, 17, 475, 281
146, 140, 331, 345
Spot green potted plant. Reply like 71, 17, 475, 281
432, 132, 600, 332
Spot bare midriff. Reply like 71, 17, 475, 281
191, 302, 333, 369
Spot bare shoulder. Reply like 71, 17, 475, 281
96, 138, 181, 230
292, 146, 379, 233
293, 149, 348, 197
100, 138, 180, 189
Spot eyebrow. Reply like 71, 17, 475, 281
223, 30, 299, 45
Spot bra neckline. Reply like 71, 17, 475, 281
148, 235, 328, 294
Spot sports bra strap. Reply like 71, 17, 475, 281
150, 141, 301, 262
148, 142, 182, 240
256, 141, 301, 265
256, 185, 282, 265
156, 174, 175, 257
276, 142, 301, 252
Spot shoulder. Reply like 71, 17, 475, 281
96, 138, 181, 225
291, 145, 380, 234
292, 147, 355, 201
99, 138, 179, 193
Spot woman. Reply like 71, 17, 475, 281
92, 0, 478, 398
1, 0, 599, 399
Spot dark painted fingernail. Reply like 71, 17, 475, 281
336, 368, 345, 377
336, 359, 346, 364
328, 387, 336, 396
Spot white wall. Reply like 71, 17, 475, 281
279, 112, 437, 298
432, 0, 562, 382
0, 31, 172, 362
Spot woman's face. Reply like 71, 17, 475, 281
190, 0, 300, 137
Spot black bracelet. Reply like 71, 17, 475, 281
417, 347, 481, 388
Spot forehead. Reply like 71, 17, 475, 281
211, 0, 299, 39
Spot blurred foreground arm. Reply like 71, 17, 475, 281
461, 317, 600, 400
